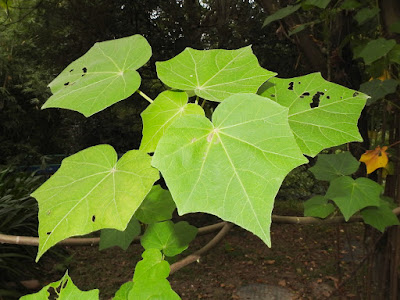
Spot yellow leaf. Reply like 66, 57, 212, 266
359, 146, 389, 174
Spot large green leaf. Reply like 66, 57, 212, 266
353, 38, 396, 65
309, 152, 360, 181
135, 185, 176, 224
259, 73, 367, 157
113, 282, 134, 300
325, 176, 382, 220
140, 90, 204, 152
99, 217, 141, 251
303, 195, 335, 218
361, 200, 400, 232
156, 47, 275, 102
43, 35, 151, 117
141, 220, 197, 256
21, 271, 99, 300
262, 5, 301, 27
152, 93, 307, 246
354, 7, 380, 25
31, 145, 159, 261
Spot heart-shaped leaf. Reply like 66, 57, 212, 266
259, 73, 368, 156
361, 200, 400, 232
309, 152, 360, 181
353, 38, 396, 65
303, 195, 335, 218
31, 145, 159, 261
135, 185, 176, 224
140, 90, 204, 152
152, 93, 307, 246
43, 35, 152, 117
141, 221, 197, 256
99, 217, 141, 251
360, 79, 399, 105
156, 46, 275, 102
326, 176, 382, 220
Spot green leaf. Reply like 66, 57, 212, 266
262, 5, 301, 27
325, 176, 383, 221
303, 0, 331, 9
354, 7, 380, 25
309, 152, 360, 181
361, 200, 400, 232
140, 90, 204, 153
133, 249, 170, 282
113, 281, 133, 300
129, 280, 181, 300
354, 38, 396, 65
340, 0, 361, 10
152, 94, 307, 246
43, 35, 151, 117
289, 23, 309, 36
31, 145, 159, 261
259, 73, 368, 157
99, 217, 141, 251
304, 195, 335, 218
156, 46, 275, 102
141, 221, 197, 256
360, 79, 399, 105
135, 185, 176, 224
388, 44, 400, 64
389, 21, 400, 34
21, 271, 99, 300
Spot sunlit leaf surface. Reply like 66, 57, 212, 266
260, 73, 367, 157
43, 35, 151, 116
152, 93, 307, 246
32, 145, 159, 260
156, 46, 275, 102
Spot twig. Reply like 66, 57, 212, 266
137, 90, 153, 103
170, 222, 234, 274
1, 207, 399, 247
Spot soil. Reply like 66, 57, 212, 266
40, 207, 367, 300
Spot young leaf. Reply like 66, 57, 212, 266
309, 152, 360, 181
354, 7, 380, 25
130, 249, 181, 299
304, 195, 335, 218
20, 271, 99, 300
113, 281, 134, 300
99, 217, 141, 251
325, 176, 382, 220
135, 185, 176, 224
353, 38, 396, 65
140, 90, 204, 153
156, 46, 275, 102
152, 93, 307, 247
361, 200, 400, 232
262, 5, 301, 27
359, 146, 389, 174
141, 220, 197, 256
259, 73, 368, 157
31, 145, 159, 261
43, 35, 151, 117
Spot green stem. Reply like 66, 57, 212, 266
138, 90, 153, 103
195, 96, 199, 105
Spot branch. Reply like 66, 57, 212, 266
170, 222, 234, 274
1, 207, 399, 247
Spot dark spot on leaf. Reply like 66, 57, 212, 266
270, 94, 275, 98
92, 215, 96, 222
310, 91, 324, 108
47, 231, 51, 235
300, 92, 310, 99
81, 74, 85, 77
298, 82, 301, 84
82, 67, 87, 73
69, 69, 74, 72
353, 91, 359, 97
62, 279, 68, 289
326, 96, 330, 99
288, 82, 294, 90
64, 82, 69, 86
